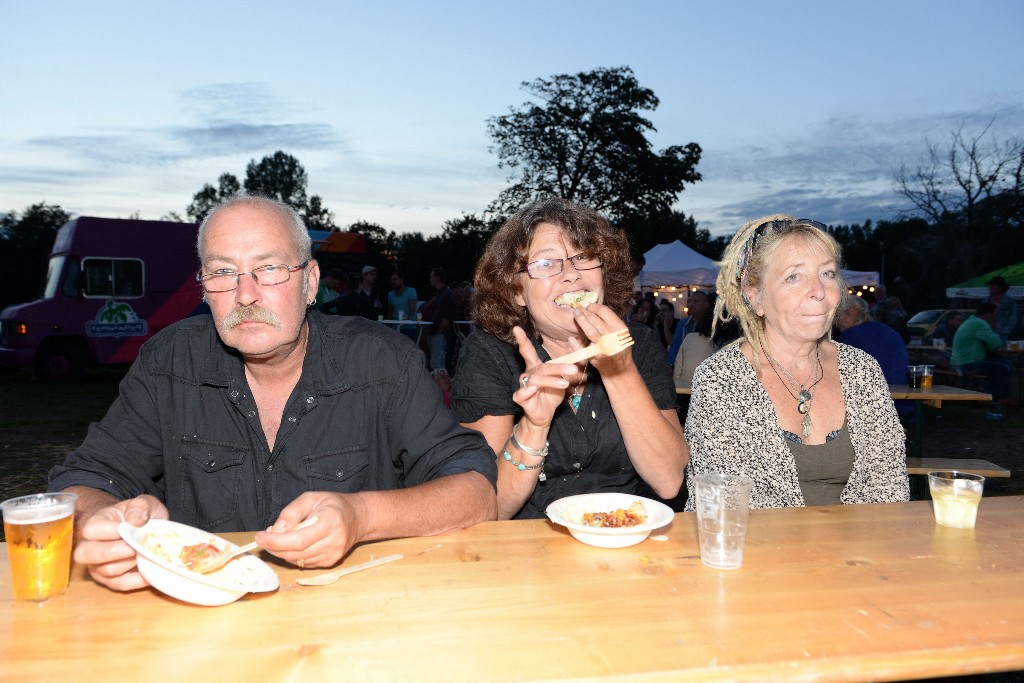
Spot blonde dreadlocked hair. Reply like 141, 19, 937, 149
713, 213, 845, 379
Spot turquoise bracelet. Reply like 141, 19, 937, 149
502, 450, 545, 471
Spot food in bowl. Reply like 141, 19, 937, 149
582, 501, 648, 527
118, 519, 279, 606
546, 493, 673, 548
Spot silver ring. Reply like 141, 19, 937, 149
297, 558, 305, 569
520, 376, 529, 389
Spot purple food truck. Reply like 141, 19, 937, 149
0, 217, 206, 381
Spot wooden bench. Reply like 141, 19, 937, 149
906, 457, 1010, 478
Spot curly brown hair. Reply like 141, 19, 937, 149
473, 198, 634, 344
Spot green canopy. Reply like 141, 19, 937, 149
946, 261, 1024, 299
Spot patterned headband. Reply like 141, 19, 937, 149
737, 218, 827, 288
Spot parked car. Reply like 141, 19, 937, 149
905, 309, 973, 339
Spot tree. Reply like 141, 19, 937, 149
618, 209, 711, 257
244, 151, 308, 211
304, 195, 336, 231
186, 173, 240, 223
0, 203, 71, 309
185, 152, 336, 230
486, 66, 702, 223
894, 124, 1024, 277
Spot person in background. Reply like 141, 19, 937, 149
834, 294, 912, 418
357, 265, 385, 315
673, 293, 742, 389
952, 301, 1013, 402
425, 267, 459, 374
870, 284, 908, 341
985, 275, 1017, 342
631, 298, 657, 331
928, 311, 964, 349
452, 198, 687, 520
387, 271, 418, 341
314, 268, 344, 308
49, 195, 497, 592
667, 289, 710, 369
684, 214, 909, 509
655, 298, 677, 348
320, 274, 377, 320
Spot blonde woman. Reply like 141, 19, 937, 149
684, 215, 909, 508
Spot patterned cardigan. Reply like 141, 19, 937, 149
683, 342, 910, 510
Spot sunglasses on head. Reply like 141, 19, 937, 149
737, 218, 827, 284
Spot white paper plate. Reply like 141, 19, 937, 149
119, 519, 279, 606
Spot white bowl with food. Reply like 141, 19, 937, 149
118, 519, 279, 606
545, 493, 675, 548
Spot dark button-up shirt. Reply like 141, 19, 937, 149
49, 310, 497, 532
451, 323, 675, 519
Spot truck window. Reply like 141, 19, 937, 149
43, 256, 67, 299
82, 258, 144, 299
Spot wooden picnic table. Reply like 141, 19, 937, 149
3, 497, 1023, 681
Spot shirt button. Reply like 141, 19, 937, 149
230, 390, 239, 399
306, 396, 316, 404
572, 462, 581, 469
248, 410, 256, 417
287, 416, 297, 423
335, 470, 344, 478
207, 460, 216, 467
267, 464, 274, 472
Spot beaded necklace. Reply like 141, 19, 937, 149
762, 344, 823, 438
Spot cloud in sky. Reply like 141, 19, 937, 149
684, 103, 1024, 235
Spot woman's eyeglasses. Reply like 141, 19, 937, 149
520, 253, 603, 280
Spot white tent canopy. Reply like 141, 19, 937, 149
637, 240, 880, 289
637, 241, 718, 288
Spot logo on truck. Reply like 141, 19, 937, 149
85, 300, 148, 337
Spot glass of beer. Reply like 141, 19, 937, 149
1, 492, 77, 601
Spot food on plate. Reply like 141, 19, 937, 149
555, 291, 598, 309
179, 542, 224, 570
140, 530, 261, 583
581, 500, 648, 528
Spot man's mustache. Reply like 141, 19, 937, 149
222, 304, 283, 331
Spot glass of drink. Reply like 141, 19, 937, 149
927, 471, 984, 529
1, 492, 78, 601
907, 365, 923, 388
920, 365, 934, 390
693, 473, 754, 570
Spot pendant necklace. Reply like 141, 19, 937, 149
762, 344, 823, 438
568, 362, 588, 411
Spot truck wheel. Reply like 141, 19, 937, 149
34, 343, 90, 382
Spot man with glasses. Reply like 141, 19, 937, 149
50, 196, 497, 592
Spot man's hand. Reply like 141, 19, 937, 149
73, 494, 168, 592
255, 491, 368, 569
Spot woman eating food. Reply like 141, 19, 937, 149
452, 198, 688, 520
684, 215, 909, 509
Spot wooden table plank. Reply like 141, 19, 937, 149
2, 498, 1023, 681
906, 457, 1011, 477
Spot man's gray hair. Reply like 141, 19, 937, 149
197, 195, 312, 263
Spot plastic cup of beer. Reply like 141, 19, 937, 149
694, 473, 754, 570
920, 365, 934, 390
927, 471, 984, 529
907, 365, 923, 388
1, 492, 77, 601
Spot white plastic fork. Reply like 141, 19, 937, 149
547, 329, 634, 365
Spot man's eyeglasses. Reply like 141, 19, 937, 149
519, 253, 603, 280
197, 261, 310, 293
